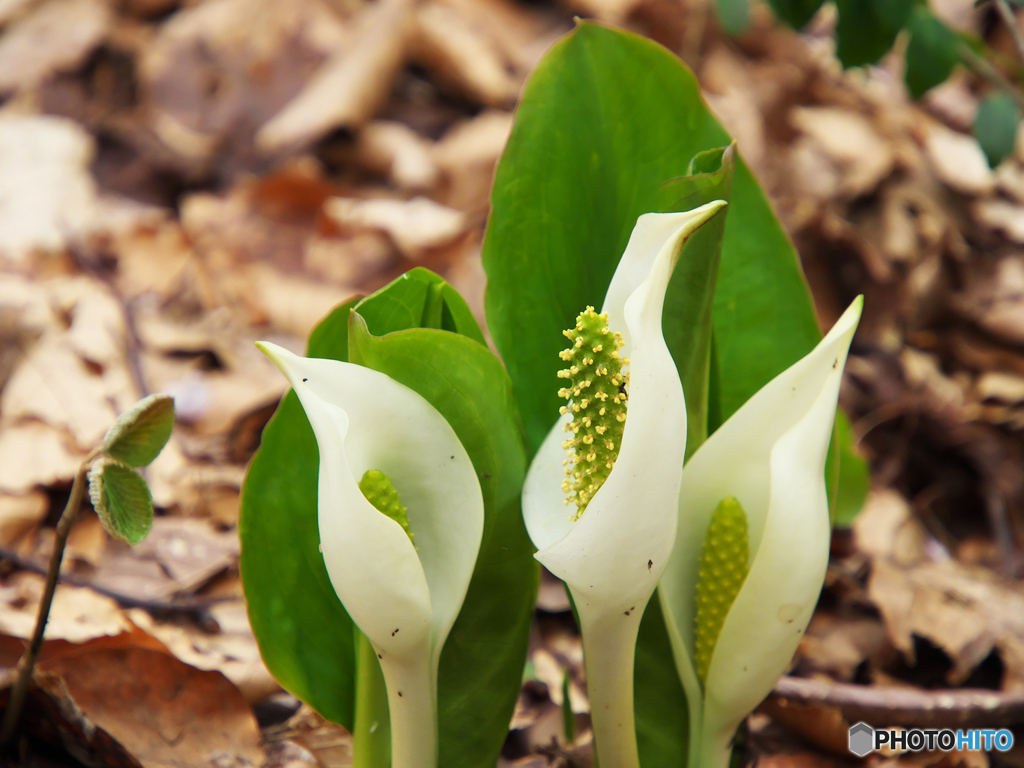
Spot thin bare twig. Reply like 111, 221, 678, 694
0, 453, 95, 748
958, 42, 1024, 112
995, 0, 1024, 71
770, 676, 1024, 728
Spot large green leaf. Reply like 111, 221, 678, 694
481, 23, 843, 766
240, 270, 487, 729
905, 7, 962, 98
835, 0, 914, 68
657, 145, 735, 457
349, 318, 536, 768
762, 0, 824, 28
482, 23, 821, 461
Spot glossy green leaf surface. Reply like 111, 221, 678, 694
241, 268, 530, 768
976, 92, 1021, 168
905, 8, 962, 98
831, 411, 870, 527
88, 458, 153, 545
657, 145, 734, 458
102, 394, 175, 468
482, 24, 840, 765
348, 317, 536, 768
482, 23, 821, 459
835, 0, 914, 68
762, 0, 824, 28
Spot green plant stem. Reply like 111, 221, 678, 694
352, 629, 391, 768
378, 645, 437, 768
575, 598, 645, 768
995, 0, 1024, 70
0, 458, 91, 748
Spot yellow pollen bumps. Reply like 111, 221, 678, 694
693, 496, 750, 683
359, 469, 416, 548
559, 306, 628, 520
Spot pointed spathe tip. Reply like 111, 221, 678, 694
256, 341, 304, 388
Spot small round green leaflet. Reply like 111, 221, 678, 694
87, 457, 154, 545
976, 92, 1022, 168
100, 394, 175, 468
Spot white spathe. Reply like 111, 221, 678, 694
256, 342, 484, 768
659, 296, 862, 768
522, 201, 727, 768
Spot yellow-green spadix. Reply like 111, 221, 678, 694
522, 201, 727, 768
658, 297, 862, 768
255, 341, 484, 768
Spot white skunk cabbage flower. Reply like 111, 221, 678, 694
522, 201, 727, 768
256, 342, 484, 768
658, 296, 862, 768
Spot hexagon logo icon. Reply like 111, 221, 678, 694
849, 722, 874, 757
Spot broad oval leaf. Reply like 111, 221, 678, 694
905, 8, 962, 99
241, 268, 532, 768
88, 458, 153, 545
976, 92, 1021, 168
101, 394, 175, 468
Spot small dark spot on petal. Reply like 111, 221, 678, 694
302, 378, 308, 382
624, 610, 630, 616
392, 628, 399, 636
832, 359, 838, 369
377, 654, 382, 659
648, 560, 653, 571
450, 455, 455, 460
398, 691, 403, 697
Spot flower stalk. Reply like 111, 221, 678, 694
523, 201, 727, 768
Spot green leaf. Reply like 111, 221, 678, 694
714, 0, 750, 35
481, 23, 830, 764
658, 145, 735, 458
905, 8, 962, 98
482, 23, 822, 460
634, 595, 688, 768
762, 0, 825, 28
828, 411, 870, 527
835, 0, 914, 68
88, 458, 153, 545
348, 315, 536, 768
975, 92, 1022, 167
242, 269, 530, 767
101, 394, 175, 468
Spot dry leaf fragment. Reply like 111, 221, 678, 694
2, 335, 118, 450
789, 107, 895, 199
141, 0, 350, 160
0, 422, 84, 494
971, 199, 1024, 243
0, 115, 98, 263
41, 646, 264, 768
324, 195, 466, 257
0, 0, 111, 94
357, 120, 440, 190
0, 491, 47, 549
0, 572, 131, 643
922, 121, 995, 196
410, 0, 522, 106
256, 0, 412, 153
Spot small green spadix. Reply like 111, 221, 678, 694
360, 469, 415, 547
694, 496, 750, 683
557, 306, 628, 520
